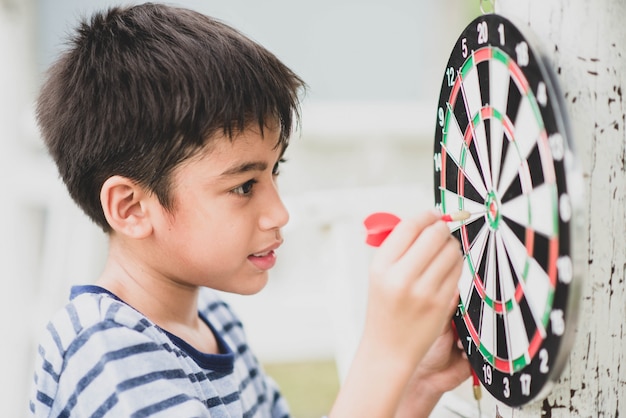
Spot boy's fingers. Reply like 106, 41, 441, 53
420, 249, 463, 303
397, 220, 458, 278
372, 211, 440, 265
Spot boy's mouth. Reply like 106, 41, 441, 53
247, 250, 277, 270
248, 240, 282, 270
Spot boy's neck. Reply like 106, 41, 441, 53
96, 239, 219, 354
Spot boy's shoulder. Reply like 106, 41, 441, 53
39, 286, 168, 361
56, 285, 156, 329
45, 286, 237, 344
41, 286, 241, 355
30, 287, 253, 417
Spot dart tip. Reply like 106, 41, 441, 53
441, 210, 471, 222
473, 384, 482, 401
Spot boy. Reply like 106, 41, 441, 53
30, 3, 469, 417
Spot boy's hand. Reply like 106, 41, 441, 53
363, 210, 464, 365
330, 211, 466, 418
395, 324, 471, 418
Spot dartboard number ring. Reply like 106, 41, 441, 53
433, 14, 580, 407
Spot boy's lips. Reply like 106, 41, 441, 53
248, 241, 282, 270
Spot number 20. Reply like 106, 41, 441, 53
477, 21, 489, 44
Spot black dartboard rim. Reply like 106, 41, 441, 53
432, 13, 582, 407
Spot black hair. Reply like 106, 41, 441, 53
37, 2, 305, 232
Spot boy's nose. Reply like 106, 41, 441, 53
259, 185, 289, 231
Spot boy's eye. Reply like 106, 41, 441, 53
273, 158, 286, 176
232, 179, 257, 196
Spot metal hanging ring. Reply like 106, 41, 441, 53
480, 0, 496, 14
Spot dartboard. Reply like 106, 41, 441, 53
433, 14, 582, 406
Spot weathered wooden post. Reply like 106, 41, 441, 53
481, 0, 626, 416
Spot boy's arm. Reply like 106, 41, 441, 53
329, 211, 467, 418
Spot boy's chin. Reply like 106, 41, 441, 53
223, 272, 270, 296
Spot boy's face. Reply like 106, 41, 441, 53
148, 125, 289, 295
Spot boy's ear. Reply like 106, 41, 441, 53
100, 176, 154, 238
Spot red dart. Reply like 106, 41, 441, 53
364, 210, 470, 247
363, 212, 401, 247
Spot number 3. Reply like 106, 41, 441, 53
503, 377, 511, 398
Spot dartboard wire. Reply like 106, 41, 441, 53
454, 45, 530, 201
494, 56, 548, 200
460, 224, 500, 354
456, 46, 510, 194
474, 228, 523, 371
497, 138, 559, 241
495, 230, 518, 372
476, 229, 495, 360
497, 130, 561, 287
437, 187, 486, 216
441, 102, 488, 199
482, 229, 497, 308
487, 51, 511, 191
495, 230, 534, 371
444, 100, 487, 189
467, 110, 495, 193
500, 183, 559, 239
448, 106, 553, 371
463, 203, 553, 369
460, 223, 490, 309
494, 230, 520, 312
495, 132, 536, 200
466, 227, 547, 374
474, 107, 503, 193
481, 229, 498, 358
494, 229, 513, 370
446, 211, 486, 234
468, 226, 531, 318
465, 48, 496, 191
439, 140, 488, 202
498, 221, 550, 339
456, 60, 494, 192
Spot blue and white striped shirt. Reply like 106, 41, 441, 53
29, 285, 290, 417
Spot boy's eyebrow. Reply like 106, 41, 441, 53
219, 161, 268, 177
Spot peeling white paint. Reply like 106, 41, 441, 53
471, 0, 626, 416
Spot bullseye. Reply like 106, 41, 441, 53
485, 191, 501, 230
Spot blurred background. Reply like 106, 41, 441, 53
0, 0, 479, 416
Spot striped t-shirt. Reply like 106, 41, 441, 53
29, 285, 290, 417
